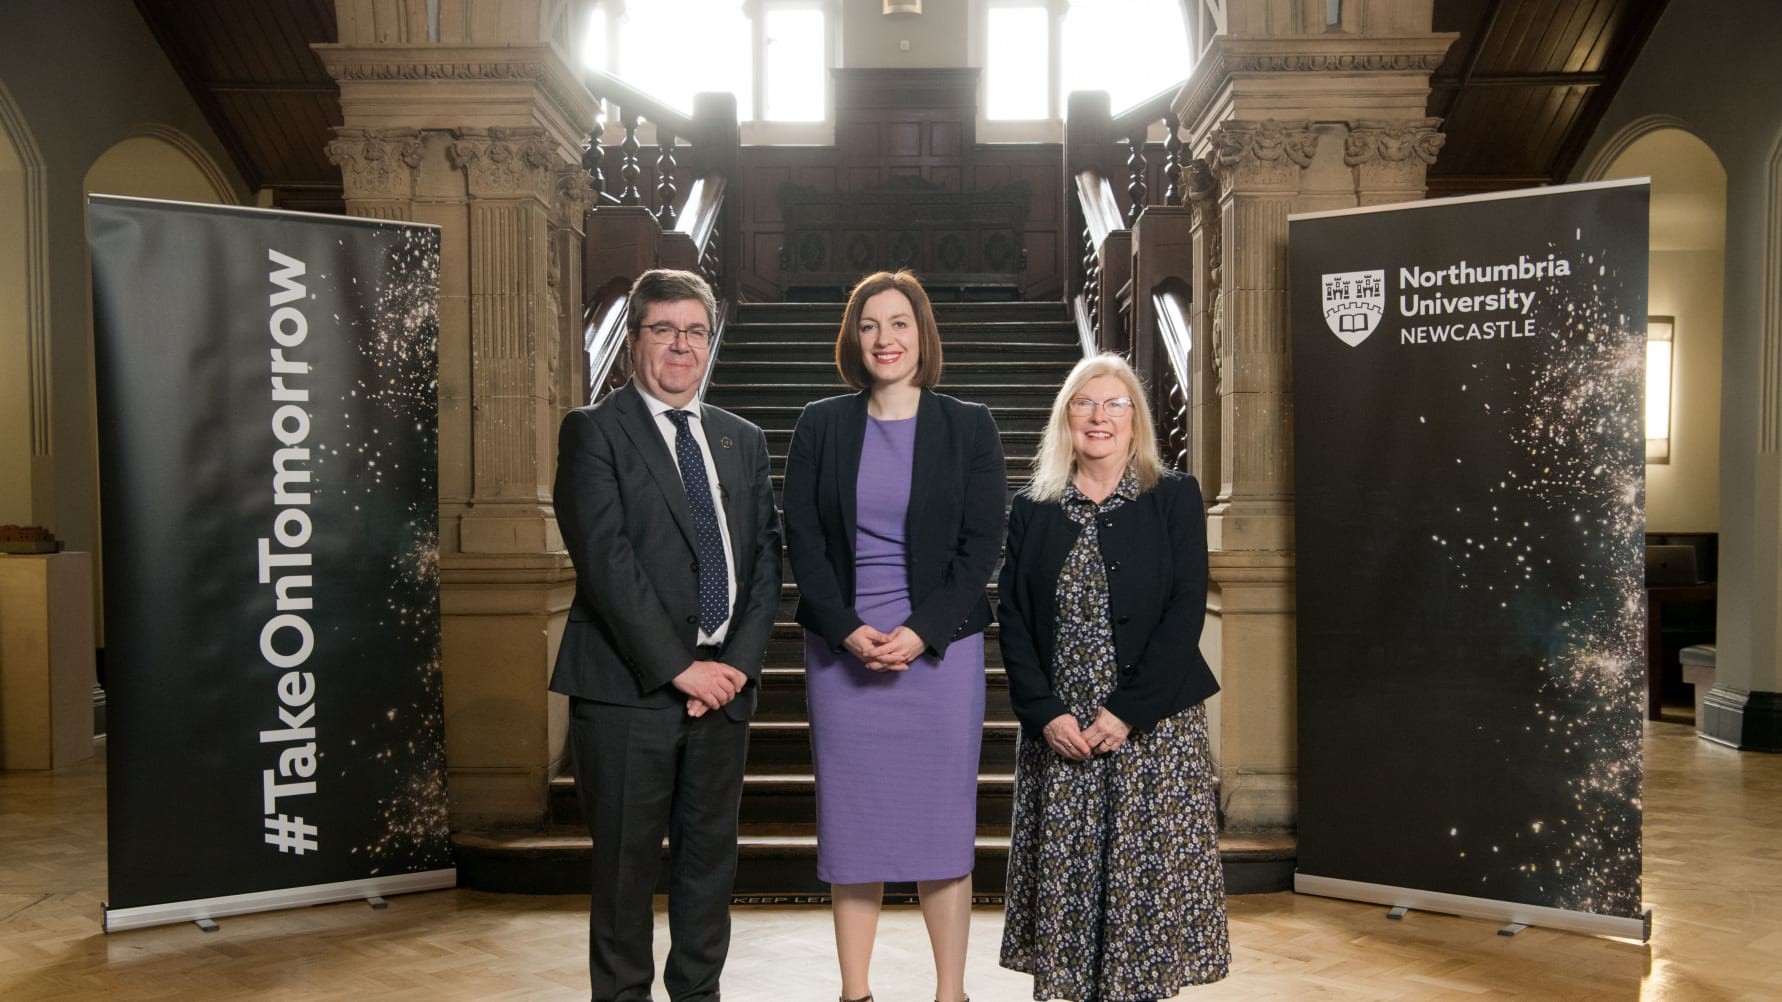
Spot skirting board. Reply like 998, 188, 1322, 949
1295, 872, 1651, 942
102, 868, 457, 933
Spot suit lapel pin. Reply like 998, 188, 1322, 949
721, 436, 733, 449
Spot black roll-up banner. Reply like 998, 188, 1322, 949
90, 196, 451, 931
1290, 180, 1651, 939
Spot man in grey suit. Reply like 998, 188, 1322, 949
550, 269, 782, 1002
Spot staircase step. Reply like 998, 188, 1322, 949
736, 300, 1070, 323
757, 633, 1008, 686
719, 339, 1081, 358
550, 772, 1018, 828
451, 826, 1295, 897
743, 719, 1019, 773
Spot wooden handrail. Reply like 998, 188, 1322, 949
1152, 280, 1192, 392
673, 174, 726, 251
1071, 294, 1097, 359
582, 286, 630, 406
1110, 79, 1185, 137
1076, 169, 1125, 245
695, 309, 729, 403
583, 69, 699, 139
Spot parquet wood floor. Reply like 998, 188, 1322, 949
1, 721, 1776, 1000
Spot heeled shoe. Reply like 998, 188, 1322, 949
840, 994, 872, 1002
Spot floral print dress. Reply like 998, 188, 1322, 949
1000, 474, 1231, 1001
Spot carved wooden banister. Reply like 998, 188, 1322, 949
582, 282, 631, 406
1073, 168, 1133, 355
674, 174, 726, 253
1151, 279, 1194, 472
579, 75, 742, 357
1062, 77, 1195, 469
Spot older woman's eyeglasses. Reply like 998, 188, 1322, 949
641, 322, 714, 348
1067, 396, 1133, 417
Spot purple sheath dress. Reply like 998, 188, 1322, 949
804, 415, 986, 885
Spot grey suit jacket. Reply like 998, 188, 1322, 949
548, 382, 783, 721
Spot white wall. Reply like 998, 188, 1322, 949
1646, 248, 1724, 532
841, 1, 969, 67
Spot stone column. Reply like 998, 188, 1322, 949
1171, 9, 1456, 831
317, 3, 600, 825
1205, 118, 1315, 553
1202, 119, 1317, 829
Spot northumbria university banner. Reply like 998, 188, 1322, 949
89, 196, 452, 931
1290, 179, 1651, 939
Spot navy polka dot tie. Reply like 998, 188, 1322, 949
664, 409, 728, 636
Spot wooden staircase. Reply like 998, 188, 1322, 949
452, 299, 1293, 898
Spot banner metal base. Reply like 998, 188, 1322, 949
103, 868, 456, 933
1295, 872, 1651, 942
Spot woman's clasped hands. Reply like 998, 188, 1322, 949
843, 623, 926, 671
1042, 708, 1131, 761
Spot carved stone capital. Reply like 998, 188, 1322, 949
1343, 118, 1445, 167
553, 165, 598, 230
448, 127, 557, 201
1207, 119, 1318, 194
326, 127, 423, 201
1344, 118, 1446, 196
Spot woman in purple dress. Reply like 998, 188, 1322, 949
783, 270, 1007, 1002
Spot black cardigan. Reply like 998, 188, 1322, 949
783, 389, 1007, 658
997, 471, 1219, 736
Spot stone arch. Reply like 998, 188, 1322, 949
1598, 124, 1726, 536
77, 126, 238, 646
0, 78, 50, 525
1578, 113, 1695, 183
84, 124, 240, 205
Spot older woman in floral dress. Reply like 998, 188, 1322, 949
998, 353, 1230, 1001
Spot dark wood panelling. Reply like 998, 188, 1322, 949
1428, 0, 1668, 196
134, 0, 342, 208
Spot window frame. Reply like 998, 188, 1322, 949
583, 0, 838, 145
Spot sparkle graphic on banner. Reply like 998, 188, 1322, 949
1424, 231, 1644, 917
321, 222, 449, 873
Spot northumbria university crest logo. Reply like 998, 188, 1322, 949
1321, 270, 1385, 346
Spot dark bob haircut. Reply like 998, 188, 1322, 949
834, 270, 943, 390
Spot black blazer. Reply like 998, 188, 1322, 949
997, 471, 1218, 736
548, 382, 784, 721
783, 389, 1007, 658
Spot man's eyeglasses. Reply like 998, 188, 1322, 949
1067, 396, 1133, 417
641, 322, 714, 348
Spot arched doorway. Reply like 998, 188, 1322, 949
80, 129, 236, 650
1595, 124, 1727, 721
0, 81, 47, 528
